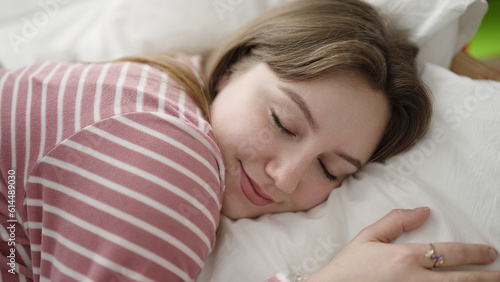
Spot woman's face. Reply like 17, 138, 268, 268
210, 62, 390, 219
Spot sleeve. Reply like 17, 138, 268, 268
24, 112, 223, 282
265, 273, 292, 282
265, 272, 308, 282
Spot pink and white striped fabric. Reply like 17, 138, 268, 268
0, 58, 224, 281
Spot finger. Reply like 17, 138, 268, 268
429, 270, 500, 282
419, 243, 498, 269
356, 207, 431, 243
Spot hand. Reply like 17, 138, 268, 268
308, 208, 500, 282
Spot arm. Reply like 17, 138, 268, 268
25, 112, 223, 281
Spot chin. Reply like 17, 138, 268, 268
220, 183, 260, 219
221, 201, 265, 220
221, 205, 254, 220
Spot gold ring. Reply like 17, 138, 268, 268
425, 243, 444, 268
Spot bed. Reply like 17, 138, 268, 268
1, 0, 499, 281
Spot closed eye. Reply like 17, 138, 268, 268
271, 111, 295, 136
319, 159, 337, 182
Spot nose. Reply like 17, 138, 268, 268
265, 154, 309, 194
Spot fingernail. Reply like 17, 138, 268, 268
412, 207, 430, 213
489, 248, 497, 262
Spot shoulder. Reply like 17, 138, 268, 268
28, 110, 224, 215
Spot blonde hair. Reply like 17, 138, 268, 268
117, 53, 212, 121
125, 0, 431, 162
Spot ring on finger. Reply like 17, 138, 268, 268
425, 243, 444, 268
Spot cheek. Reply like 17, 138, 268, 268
238, 128, 276, 159
292, 184, 335, 211
224, 107, 276, 161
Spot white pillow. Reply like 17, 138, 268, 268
197, 63, 500, 281
0, 0, 487, 69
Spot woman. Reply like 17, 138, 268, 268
0, 0, 498, 281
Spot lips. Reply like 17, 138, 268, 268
240, 163, 274, 206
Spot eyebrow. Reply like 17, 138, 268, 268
337, 151, 362, 170
278, 85, 319, 132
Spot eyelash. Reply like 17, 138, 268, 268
319, 160, 338, 182
271, 111, 295, 136
271, 111, 337, 182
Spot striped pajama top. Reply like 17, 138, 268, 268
0, 57, 225, 281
